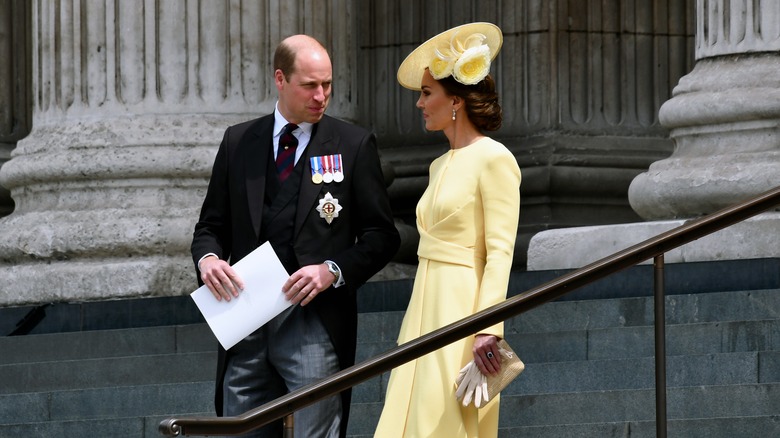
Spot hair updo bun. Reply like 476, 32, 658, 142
439, 74, 502, 131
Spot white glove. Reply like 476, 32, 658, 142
455, 361, 472, 389
474, 371, 488, 408
455, 360, 489, 408
455, 361, 477, 404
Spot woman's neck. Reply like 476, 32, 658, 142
445, 122, 484, 149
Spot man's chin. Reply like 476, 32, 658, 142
307, 112, 326, 123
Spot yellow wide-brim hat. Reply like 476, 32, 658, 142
397, 22, 503, 91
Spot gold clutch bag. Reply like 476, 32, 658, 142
455, 339, 525, 408
486, 339, 525, 399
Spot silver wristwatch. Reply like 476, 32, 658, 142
324, 260, 340, 284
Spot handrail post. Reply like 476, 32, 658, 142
283, 414, 294, 438
654, 254, 667, 438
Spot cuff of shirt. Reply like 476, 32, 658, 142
197, 253, 218, 271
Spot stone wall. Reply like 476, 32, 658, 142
0, 0, 699, 305
357, 0, 695, 265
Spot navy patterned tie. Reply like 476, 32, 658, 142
276, 123, 299, 182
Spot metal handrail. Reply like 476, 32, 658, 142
159, 185, 780, 436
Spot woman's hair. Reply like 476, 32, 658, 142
439, 74, 502, 131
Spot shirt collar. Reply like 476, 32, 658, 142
273, 102, 314, 138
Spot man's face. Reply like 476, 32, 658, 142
275, 48, 333, 125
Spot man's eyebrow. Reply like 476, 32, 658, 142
299, 79, 333, 86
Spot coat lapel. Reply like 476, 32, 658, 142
245, 116, 274, 239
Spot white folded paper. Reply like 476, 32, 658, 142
191, 242, 292, 350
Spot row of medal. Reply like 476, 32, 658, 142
310, 154, 344, 184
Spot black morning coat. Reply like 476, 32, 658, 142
191, 113, 401, 437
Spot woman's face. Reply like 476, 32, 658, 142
416, 69, 453, 132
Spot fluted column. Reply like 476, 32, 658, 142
0, 0, 357, 306
0, 1, 30, 219
528, 0, 779, 270
629, 0, 780, 218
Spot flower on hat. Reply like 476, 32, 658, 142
453, 45, 491, 85
429, 53, 454, 80
429, 31, 492, 85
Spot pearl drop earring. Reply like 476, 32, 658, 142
452, 109, 456, 121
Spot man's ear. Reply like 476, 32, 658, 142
274, 69, 286, 89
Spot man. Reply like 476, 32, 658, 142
191, 34, 400, 437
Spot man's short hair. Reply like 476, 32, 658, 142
273, 36, 328, 81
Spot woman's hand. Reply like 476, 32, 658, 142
473, 334, 501, 375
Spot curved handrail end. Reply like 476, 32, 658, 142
158, 418, 181, 436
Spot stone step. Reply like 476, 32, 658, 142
516, 351, 780, 395
2, 315, 778, 402
512, 288, 780, 333
507, 383, 780, 428
355, 317, 780, 371
3, 312, 777, 371
0, 295, 207, 337
3, 413, 779, 438
2, 382, 778, 438
496, 415, 780, 438
0, 382, 213, 425
1, 288, 775, 366
1, 260, 776, 338
0, 413, 214, 438
346, 382, 780, 436
0, 345, 774, 434
356, 289, 780, 342
350, 350, 780, 405
0, 324, 216, 366
506, 317, 780, 364
349, 416, 780, 438
3, 316, 777, 397
0, 285, 777, 437
0, 352, 215, 395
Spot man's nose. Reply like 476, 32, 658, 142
313, 86, 326, 102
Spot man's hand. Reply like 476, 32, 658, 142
283, 263, 336, 306
199, 256, 245, 301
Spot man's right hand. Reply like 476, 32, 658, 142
199, 256, 245, 301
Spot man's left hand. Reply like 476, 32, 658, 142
283, 263, 336, 306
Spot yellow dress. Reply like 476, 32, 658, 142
374, 137, 521, 437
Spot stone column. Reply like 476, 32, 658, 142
629, 0, 780, 218
527, 0, 780, 270
0, 0, 357, 306
0, 1, 30, 219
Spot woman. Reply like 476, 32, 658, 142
375, 22, 521, 437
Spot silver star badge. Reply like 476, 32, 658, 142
316, 192, 342, 224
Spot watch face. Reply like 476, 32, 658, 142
329, 264, 340, 283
